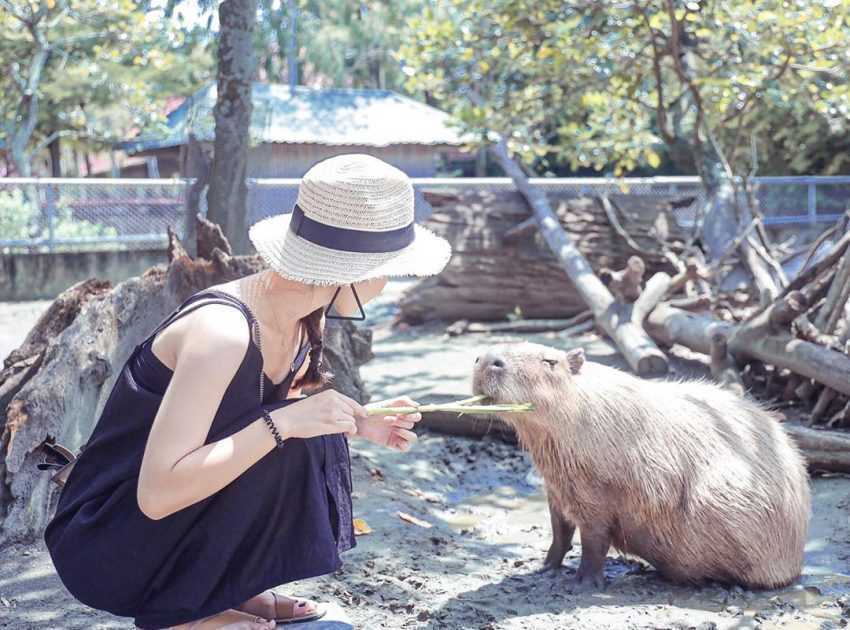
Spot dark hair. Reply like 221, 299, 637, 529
293, 307, 330, 390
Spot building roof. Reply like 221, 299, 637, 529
119, 83, 467, 154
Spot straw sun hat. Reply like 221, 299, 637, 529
248, 154, 452, 286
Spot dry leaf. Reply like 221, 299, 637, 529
397, 511, 433, 529
353, 518, 372, 536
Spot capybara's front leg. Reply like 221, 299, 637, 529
541, 495, 576, 571
572, 523, 611, 592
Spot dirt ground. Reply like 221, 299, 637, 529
1, 282, 849, 629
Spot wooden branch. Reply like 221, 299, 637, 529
807, 240, 850, 424
599, 196, 654, 256
489, 138, 668, 376
782, 375, 803, 401
797, 212, 849, 273
502, 217, 537, 244
810, 388, 838, 425
645, 303, 734, 355
709, 332, 745, 396
770, 291, 808, 328
827, 401, 850, 429
601, 256, 646, 303
792, 314, 840, 350
784, 230, 850, 297
667, 295, 712, 311
646, 303, 850, 397
823, 249, 850, 333
781, 424, 850, 473
669, 256, 711, 296
632, 272, 671, 324
447, 311, 594, 336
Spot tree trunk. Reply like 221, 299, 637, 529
207, 0, 257, 255
48, 135, 61, 177
695, 152, 782, 302
287, 0, 298, 88
489, 139, 668, 376
0, 228, 372, 544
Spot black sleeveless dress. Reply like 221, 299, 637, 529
44, 290, 355, 629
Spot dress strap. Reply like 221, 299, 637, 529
140, 290, 256, 348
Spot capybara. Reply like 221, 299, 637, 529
472, 342, 811, 591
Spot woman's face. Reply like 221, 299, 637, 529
329, 277, 388, 318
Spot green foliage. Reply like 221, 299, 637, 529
0, 189, 118, 241
0, 1, 213, 172
400, 1, 850, 177
255, 0, 421, 91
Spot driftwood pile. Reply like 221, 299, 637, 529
0, 219, 373, 544
435, 139, 850, 473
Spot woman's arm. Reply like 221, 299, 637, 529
136, 306, 364, 520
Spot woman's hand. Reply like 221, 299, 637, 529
357, 396, 422, 452
272, 390, 366, 440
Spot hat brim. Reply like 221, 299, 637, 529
248, 213, 452, 286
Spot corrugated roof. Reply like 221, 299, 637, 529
119, 83, 467, 154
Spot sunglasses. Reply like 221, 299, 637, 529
325, 284, 366, 321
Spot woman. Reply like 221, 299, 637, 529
44, 154, 452, 629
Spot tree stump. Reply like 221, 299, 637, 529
0, 235, 372, 544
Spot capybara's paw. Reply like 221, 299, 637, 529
539, 545, 570, 572
535, 560, 563, 575
570, 568, 606, 593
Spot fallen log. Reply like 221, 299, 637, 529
646, 303, 850, 397
399, 187, 689, 323
0, 227, 372, 544
781, 424, 850, 473
488, 139, 669, 376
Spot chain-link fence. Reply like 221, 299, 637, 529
2, 176, 848, 253
0, 178, 193, 252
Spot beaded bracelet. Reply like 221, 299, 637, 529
253, 319, 286, 450
262, 408, 286, 449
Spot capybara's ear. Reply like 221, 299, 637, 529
566, 348, 585, 374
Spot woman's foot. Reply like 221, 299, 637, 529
169, 608, 275, 630
237, 590, 324, 623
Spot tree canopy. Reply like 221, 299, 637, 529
399, 0, 850, 178
0, 0, 212, 175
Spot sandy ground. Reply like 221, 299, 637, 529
1, 283, 849, 629
0, 300, 52, 361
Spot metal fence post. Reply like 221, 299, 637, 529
808, 183, 817, 224
46, 182, 57, 252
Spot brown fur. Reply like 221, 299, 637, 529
473, 342, 811, 590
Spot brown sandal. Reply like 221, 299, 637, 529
271, 592, 326, 625
183, 608, 270, 629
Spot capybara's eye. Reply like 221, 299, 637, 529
542, 359, 558, 368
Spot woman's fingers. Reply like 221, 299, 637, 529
337, 392, 368, 419
388, 417, 417, 430
392, 428, 418, 445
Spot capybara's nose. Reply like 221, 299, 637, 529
477, 351, 506, 370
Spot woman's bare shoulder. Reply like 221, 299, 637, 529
156, 303, 252, 372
